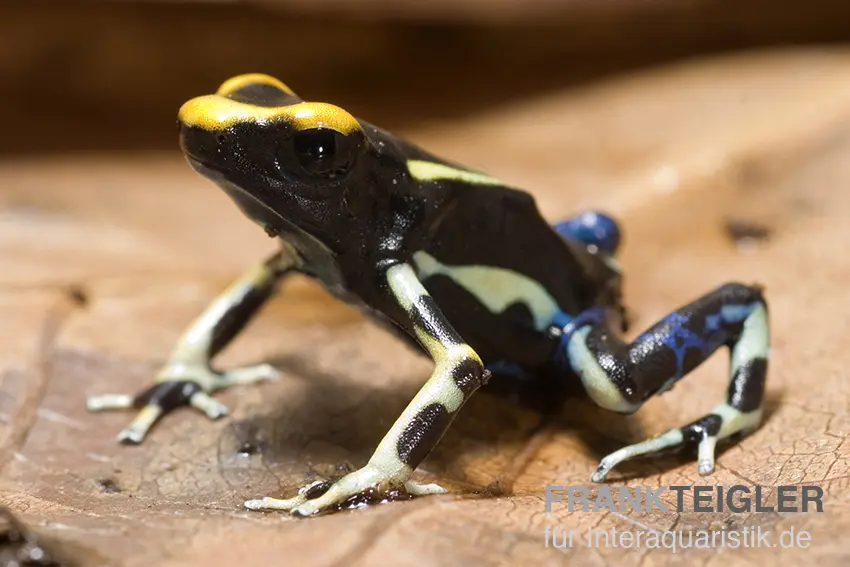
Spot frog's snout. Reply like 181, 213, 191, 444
178, 95, 243, 132
177, 105, 231, 172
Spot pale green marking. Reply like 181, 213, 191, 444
568, 327, 639, 414
407, 160, 504, 186
412, 250, 559, 332
730, 303, 769, 379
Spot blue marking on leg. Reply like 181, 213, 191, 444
560, 306, 607, 340
721, 303, 756, 323
705, 304, 754, 333
553, 211, 621, 255
551, 307, 607, 373
641, 302, 759, 391
655, 312, 724, 383
550, 311, 573, 329
548, 300, 761, 396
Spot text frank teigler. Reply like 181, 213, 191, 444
542, 484, 822, 552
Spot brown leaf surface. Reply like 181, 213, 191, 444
1, 48, 849, 566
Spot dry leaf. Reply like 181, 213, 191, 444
1, 48, 848, 566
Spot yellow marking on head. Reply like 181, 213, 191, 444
178, 95, 362, 134
286, 102, 361, 133
407, 160, 504, 186
217, 73, 296, 97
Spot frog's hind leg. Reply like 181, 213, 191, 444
86, 250, 297, 444
553, 211, 621, 255
552, 282, 768, 481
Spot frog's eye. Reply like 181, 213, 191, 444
286, 128, 362, 181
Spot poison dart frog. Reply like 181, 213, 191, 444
87, 74, 770, 516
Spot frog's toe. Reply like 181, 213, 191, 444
87, 361, 282, 443
87, 392, 168, 444
243, 480, 328, 512
86, 393, 135, 412
590, 408, 762, 482
87, 378, 208, 442
115, 405, 164, 444
291, 466, 391, 517
219, 363, 281, 386
404, 480, 446, 496
188, 391, 230, 419
244, 495, 305, 512
590, 428, 688, 483
246, 465, 413, 517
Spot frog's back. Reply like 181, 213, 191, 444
412, 178, 607, 368
340, 124, 619, 370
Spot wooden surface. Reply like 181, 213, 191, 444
1, 47, 850, 566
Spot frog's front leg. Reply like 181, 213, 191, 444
244, 262, 489, 516
86, 250, 297, 444
555, 282, 769, 481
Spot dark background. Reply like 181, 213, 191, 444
3, 0, 850, 154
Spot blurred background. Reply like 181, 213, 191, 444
4, 0, 850, 154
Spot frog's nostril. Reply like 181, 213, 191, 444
217, 134, 227, 145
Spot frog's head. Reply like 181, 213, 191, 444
177, 74, 369, 241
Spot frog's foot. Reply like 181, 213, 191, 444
244, 466, 446, 517
590, 406, 763, 482
86, 362, 280, 444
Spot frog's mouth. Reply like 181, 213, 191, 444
185, 157, 291, 237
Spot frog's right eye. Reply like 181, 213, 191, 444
282, 128, 364, 183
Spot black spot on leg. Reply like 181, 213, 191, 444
337, 486, 414, 511
396, 403, 451, 467
727, 357, 767, 412
304, 481, 334, 500
681, 413, 723, 444
134, 381, 203, 412
208, 281, 277, 358
583, 327, 641, 404
450, 357, 488, 396
410, 295, 463, 346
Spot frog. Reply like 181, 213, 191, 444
86, 74, 770, 517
